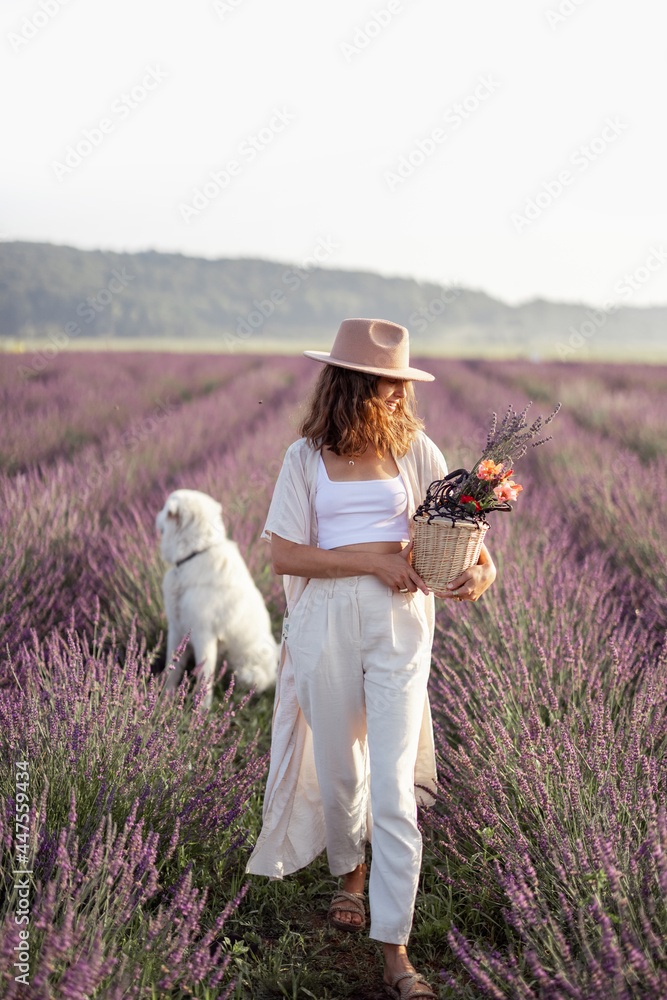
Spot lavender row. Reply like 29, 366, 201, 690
410, 362, 667, 996
0, 618, 264, 998
425, 484, 667, 997
1, 352, 256, 475
1, 357, 314, 669
2, 352, 666, 997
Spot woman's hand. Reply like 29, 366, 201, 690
434, 543, 496, 602
372, 540, 429, 595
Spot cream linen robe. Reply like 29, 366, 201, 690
246, 431, 448, 879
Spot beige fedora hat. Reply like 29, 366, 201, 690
303, 318, 434, 382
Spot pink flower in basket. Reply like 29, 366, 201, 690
493, 479, 523, 503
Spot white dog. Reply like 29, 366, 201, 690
156, 488, 278, 710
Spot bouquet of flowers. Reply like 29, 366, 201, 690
412, 400, 561, 590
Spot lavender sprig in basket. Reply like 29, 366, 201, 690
412, 400, 561, 591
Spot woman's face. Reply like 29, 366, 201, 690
375, 377, 409, 414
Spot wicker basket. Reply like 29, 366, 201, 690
412, 514, 489, 591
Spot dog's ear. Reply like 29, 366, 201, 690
166, 496, 181, 521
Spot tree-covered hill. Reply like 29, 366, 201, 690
1, 240, 665, 358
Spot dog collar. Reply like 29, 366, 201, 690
175, 546, 212, 568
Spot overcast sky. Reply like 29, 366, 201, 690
2, 0, 666, 308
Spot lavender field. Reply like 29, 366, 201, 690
1, 351, 666, 999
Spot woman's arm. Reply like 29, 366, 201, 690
271, 534, 429, 594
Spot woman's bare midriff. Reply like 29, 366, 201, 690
330, 540, 405, 554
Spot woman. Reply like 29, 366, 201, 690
247, 318, 496, 999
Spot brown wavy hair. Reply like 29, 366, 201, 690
299, 365, 424, 458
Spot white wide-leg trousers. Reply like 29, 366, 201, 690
287, 573, 432, 945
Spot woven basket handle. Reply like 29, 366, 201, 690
414, 465, 513, 524
413, 469, 472, 523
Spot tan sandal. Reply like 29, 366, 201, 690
328, 889, 366, 932
383, 970, 438, 999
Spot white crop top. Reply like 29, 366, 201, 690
315, 455, 410, 550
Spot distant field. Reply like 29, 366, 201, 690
1, 352, 666, 998
4, 334, 667, 363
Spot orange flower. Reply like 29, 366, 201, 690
477, 459, 504, 481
